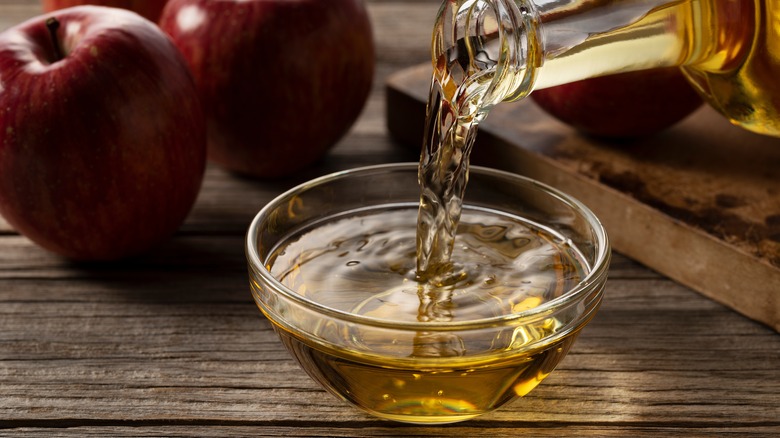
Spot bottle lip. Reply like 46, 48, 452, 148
246, 163, 611, 332
427, 0, 542, 117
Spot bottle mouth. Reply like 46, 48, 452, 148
431, 0, 542, 118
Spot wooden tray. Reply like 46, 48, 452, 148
386, 64, 780, 332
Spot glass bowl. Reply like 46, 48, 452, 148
246, 163, 610, 424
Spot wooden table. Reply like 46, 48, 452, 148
1, 1, 778, 436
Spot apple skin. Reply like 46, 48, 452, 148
42, 0, 167, 23
0, 6, 206, 261
531, 67, 704, 139
159, 0, 374, 178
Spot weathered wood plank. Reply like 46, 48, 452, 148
2, 238, 778, 425
1, 252, 778, 429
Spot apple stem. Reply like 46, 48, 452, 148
46, 17, 63, 62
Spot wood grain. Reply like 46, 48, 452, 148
1, 1, 779, 436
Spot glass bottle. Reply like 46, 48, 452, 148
432, 0, 780, 137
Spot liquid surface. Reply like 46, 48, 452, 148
269, 207, 586, 324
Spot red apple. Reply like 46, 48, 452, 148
42, 0, 167, 23
0, 6, 206, 260
159, 0, 374, 178
531, 67, 704, 138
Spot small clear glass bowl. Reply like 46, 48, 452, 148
246, 163, 610, 424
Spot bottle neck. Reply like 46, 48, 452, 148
526, 0, 691, 91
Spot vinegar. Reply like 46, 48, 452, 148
680, 0, 780, 136
534, 0, 780, 137
265, 206, 590, 423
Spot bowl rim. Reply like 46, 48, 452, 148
245, 162, 610, 331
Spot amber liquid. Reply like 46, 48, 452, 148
265, 207, 590, 423
526, 0, 780, 136
678, 0, 780, 136
275, 322, 579, 423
